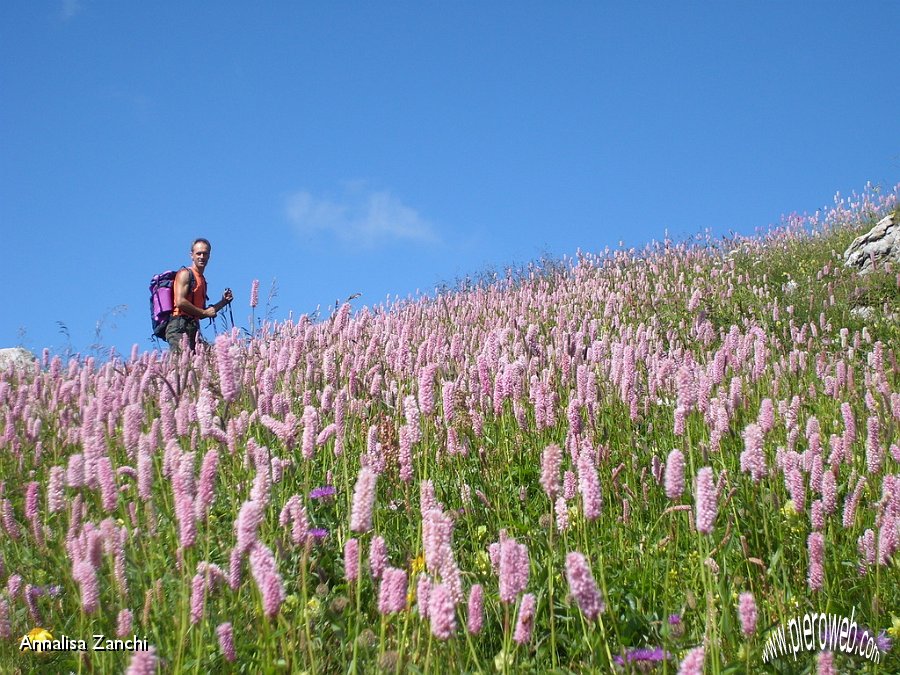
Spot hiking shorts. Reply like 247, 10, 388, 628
165, 316, 199, 351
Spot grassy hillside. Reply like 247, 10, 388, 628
1, 183, 898, 674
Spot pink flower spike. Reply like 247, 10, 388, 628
428, 583, 456, 640
116, 608, 134, 638
738, 592, 757, 635
377, 567, 408, 614
513, 593, 536, 644
369, 535, 388, 580
498, 539, 529, 604
539, 444, 563, 498
565, 551, 604, 620
217, 622, 237, 662
664, 449, 685, 500
124, 645, 158, 675
677, 646, 704, 675
467, 584, 484, 635
349, 466, 377, 533
808, 532, 825, 591
694, 467, 717, 534
344, 538, 359, 582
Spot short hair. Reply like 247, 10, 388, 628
191, 238, 212, 252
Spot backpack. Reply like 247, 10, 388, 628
149, 267, 195, 339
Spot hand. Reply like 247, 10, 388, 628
205, 307, 218, 319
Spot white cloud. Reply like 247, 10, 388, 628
285, 185, 439, 248
59, 0, 82, 20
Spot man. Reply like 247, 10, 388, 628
166, 238, 233, 351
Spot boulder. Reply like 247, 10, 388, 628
844, 213, 899, 274
0, 347, 37, 373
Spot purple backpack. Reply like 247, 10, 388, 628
149, 268, 194, 338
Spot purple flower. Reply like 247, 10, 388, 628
669, 614, 684, 638
30, 584, 62, 599
308, 528, 328, 540
613, 647, 671, 668
875, 630, 893, 654
309, 485, 337, 500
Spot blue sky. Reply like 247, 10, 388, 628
2, 1, 898, 359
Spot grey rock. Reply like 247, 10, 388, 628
844, 214, 899, 274
0, 347, 37, 373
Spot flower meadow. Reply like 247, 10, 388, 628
2, 185, 899, 674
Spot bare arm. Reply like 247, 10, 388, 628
174, 269, 216, 319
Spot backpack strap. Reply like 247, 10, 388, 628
180, 266, 196, 292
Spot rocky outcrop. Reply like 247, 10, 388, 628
844, 213, 899, 274
0, 347, 37, 373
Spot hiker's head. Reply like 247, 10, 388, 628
190, 238, 212, 271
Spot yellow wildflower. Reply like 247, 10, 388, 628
888, 616, 900, 640
781, 500, 798, 518
20, 628, 53, 652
